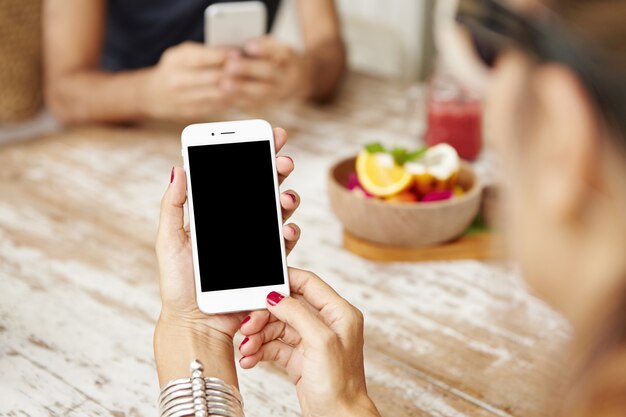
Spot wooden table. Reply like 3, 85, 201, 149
0, 74, 570, 417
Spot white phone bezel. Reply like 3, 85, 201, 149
181, 119, 289, 314
204, 1, 267, 48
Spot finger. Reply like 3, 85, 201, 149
157, 167, 187, 249
276, 156, 294, 184
283, 223, 300, 256
239, 309, 274, 335
225, 56, 277, 82
244, 37, 291, 63
170, 70, 222, 90
287, 268, 349, 312
273, 127, 288, 153
174, 42, 228, 68
280, 190, 299, 220
240, 293, 318, 335
265, 292, 336, 349
288, 269, 364, 342
239, 340, 294, 370
239, 320, 301, 357
222, 311, 249, 326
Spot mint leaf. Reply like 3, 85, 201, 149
365, 143, 428, 165
404, 147, 428, 163
365, 142, 386, 154
465, 213, 489, 235
390, 147, 428, 165
390, 147, 409, 165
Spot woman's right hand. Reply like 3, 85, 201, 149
142, 42, 231, 121
239, 268, 381, 417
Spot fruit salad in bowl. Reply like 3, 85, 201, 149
351, 142, 464, 204
328, 143, 482, 247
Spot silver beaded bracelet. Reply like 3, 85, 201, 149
158, 359, 244, 417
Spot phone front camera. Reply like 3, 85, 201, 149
211, 132, 215, 136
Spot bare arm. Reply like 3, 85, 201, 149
154, 318, 238, 388
223, 0, 347, 106
296, 0, 347, 102
43, 0, 150, 123
43, 0, 231, 124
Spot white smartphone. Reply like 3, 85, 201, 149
204, 1, 267, 48
181, 119, 289, 314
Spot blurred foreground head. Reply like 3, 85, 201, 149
490, 0, 626, 414
440, 0, 626, 414
488, 0, 626, 330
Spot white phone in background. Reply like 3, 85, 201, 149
205, 1, 267, 48
181, 119, 289, 314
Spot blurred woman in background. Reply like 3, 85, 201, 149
154, 0, 626, 416
43, 0, 345, 124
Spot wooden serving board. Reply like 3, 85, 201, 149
344, 229, 505, 262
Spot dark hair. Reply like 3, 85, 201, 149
552, 0, 626, 141
553, 0, 626, 67
457, 0, 626, 145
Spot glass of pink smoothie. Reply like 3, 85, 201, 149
426, 74, 483, 161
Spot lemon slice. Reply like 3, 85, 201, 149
405, 144, 460, 195
356, 150, 413, 197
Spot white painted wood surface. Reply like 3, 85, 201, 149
273, 0, 433, 80
0, 111, 59, 145
0, 73, 570, 416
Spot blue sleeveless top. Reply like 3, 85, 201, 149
102, 0, 281, 71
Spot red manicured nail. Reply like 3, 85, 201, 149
267, 291, 284, 306
170, 167, 175, 183
239, 337, 249, 349
286, 192, 297, 204
240, 316, 250, 328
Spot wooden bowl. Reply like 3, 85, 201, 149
328, 157, 482, 247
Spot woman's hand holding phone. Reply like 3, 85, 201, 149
239, 269, 381, 417
154, 127, 300, 386
221, 37, 312, 108
141, 42, 234, 121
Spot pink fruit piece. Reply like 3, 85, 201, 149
421, 190, 453, 203
347, 172, 373, 197
347, 173, 360, 190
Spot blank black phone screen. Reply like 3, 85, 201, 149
187, 140, 285, 292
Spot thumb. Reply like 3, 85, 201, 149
157, 166, 187, 247
266, 291, 335, 349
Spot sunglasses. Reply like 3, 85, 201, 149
455, 0, 626, 140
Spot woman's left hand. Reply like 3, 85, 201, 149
221, 37, 312, 108
155, 127, 301, 340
